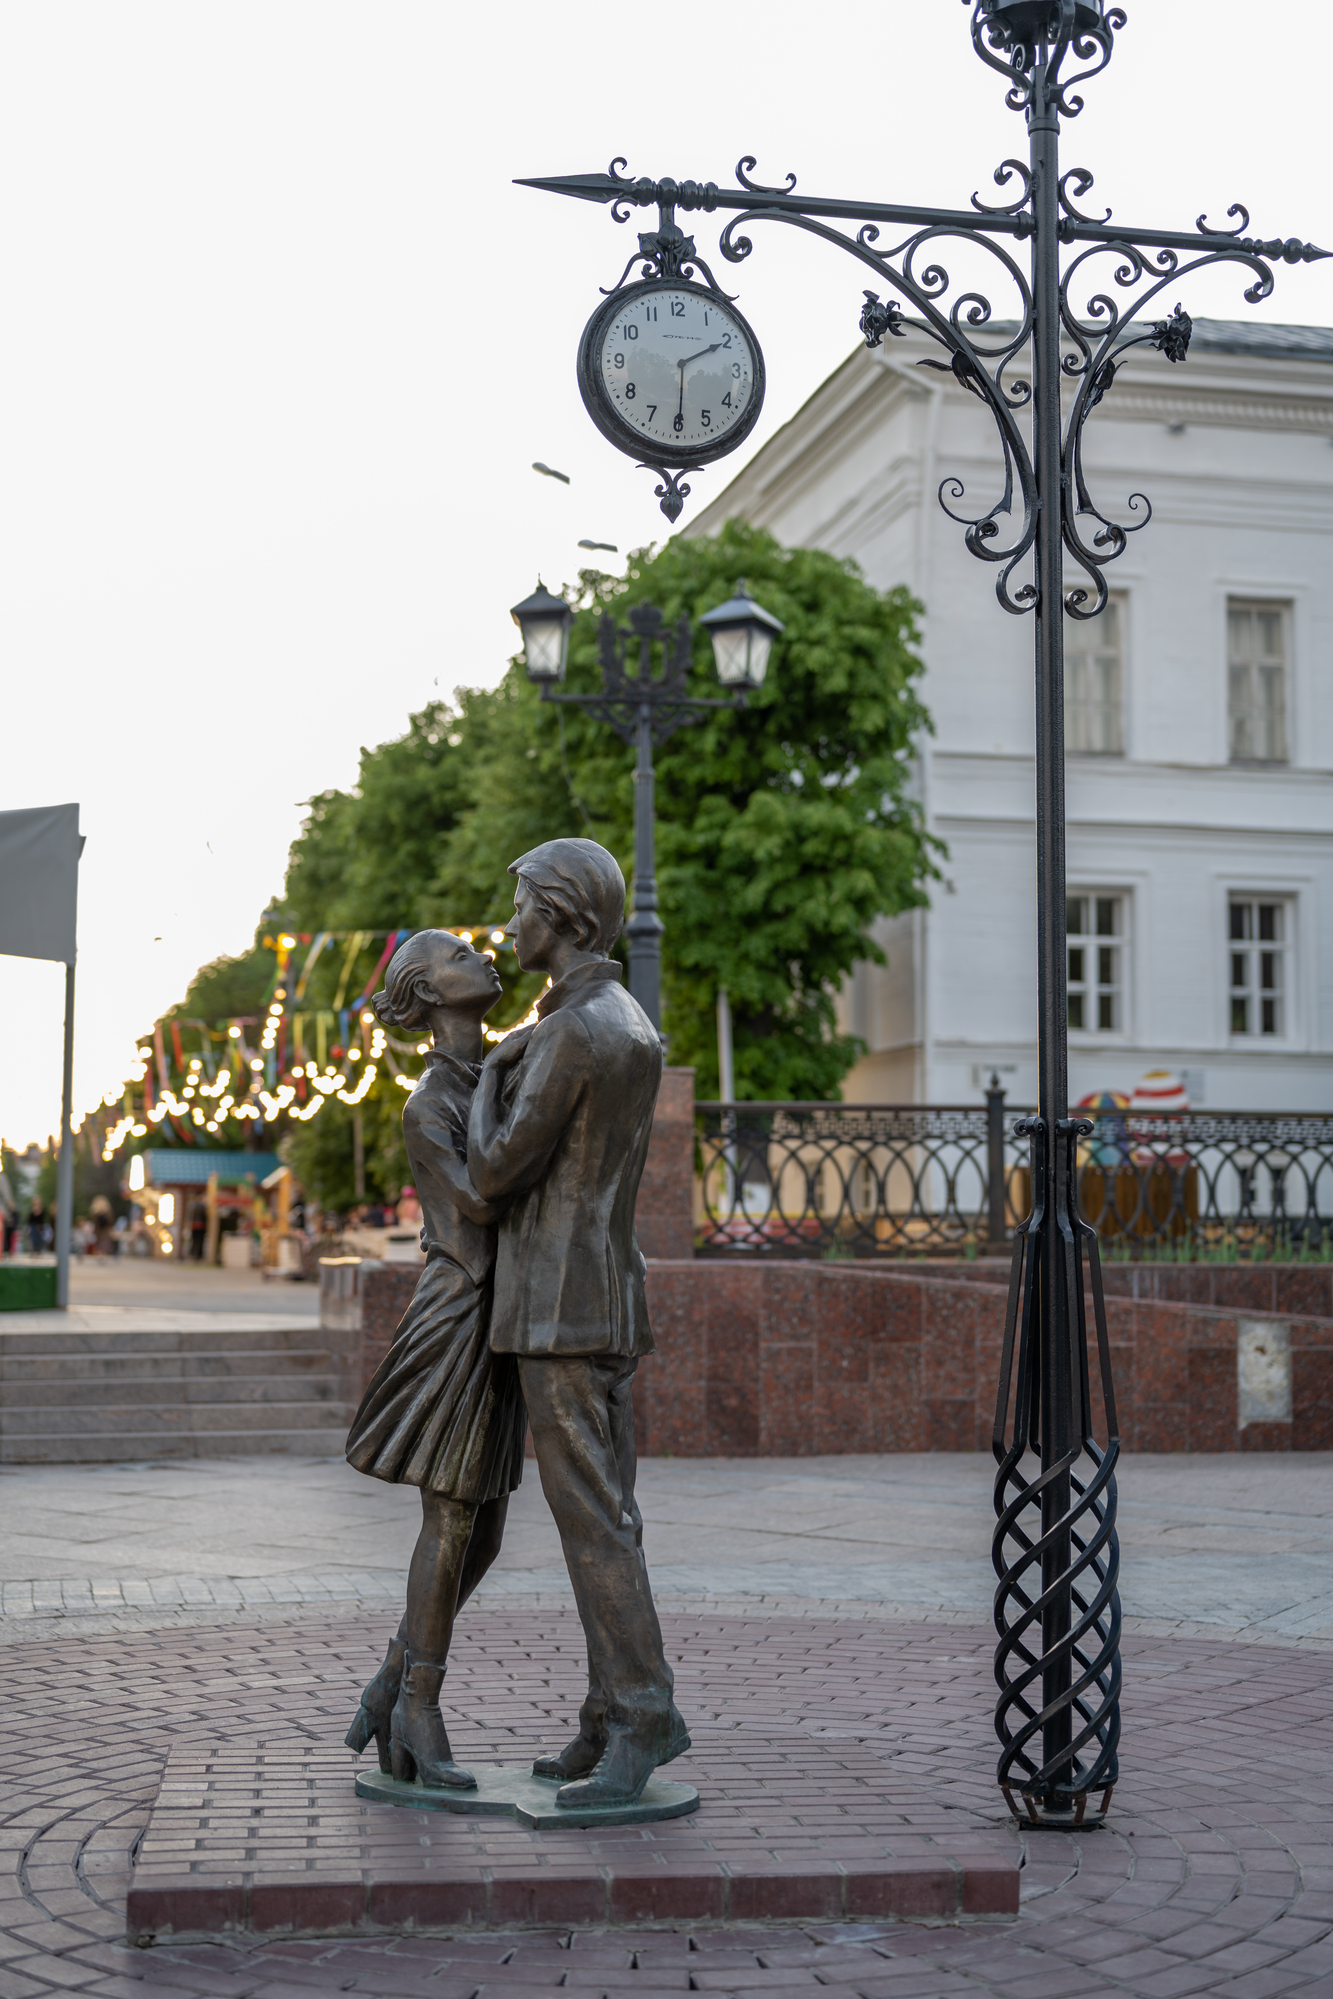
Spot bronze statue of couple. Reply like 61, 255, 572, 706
342, 837, 689, 1811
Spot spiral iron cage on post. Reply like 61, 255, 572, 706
522, 0, 1327, 1827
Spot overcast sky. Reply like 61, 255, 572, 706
1, 0, 1330, 1149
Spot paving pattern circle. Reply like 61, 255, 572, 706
5, 1606, 1333, 1996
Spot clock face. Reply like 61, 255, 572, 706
578, 281, 765, 466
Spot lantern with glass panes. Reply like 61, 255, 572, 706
699, 580, 784, 691
509, 582, 575, 683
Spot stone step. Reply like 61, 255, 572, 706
0, 1348, 348, 1385
0, 1313, 363, 1462
0, 1399, 358, 1437
0, 1372, 350, 1409
0, 1426, 354, 1464
0, 1324, 348, 1359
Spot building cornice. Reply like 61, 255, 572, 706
1079, 383, 1333, 435
688, 324, 1333, 537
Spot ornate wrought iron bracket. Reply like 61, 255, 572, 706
519, 69, 1324, 615
595, 179, 736, 301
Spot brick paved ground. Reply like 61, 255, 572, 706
7, 1604, 1333, 1997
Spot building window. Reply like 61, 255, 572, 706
1228, 601, 1288, 763
1064, 595, 1124, 755
1229, 897, 1290, 1037
1067, 894, 1126, 1033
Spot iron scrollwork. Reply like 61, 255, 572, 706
569, 601, 737, 746
520, 33, 1324, 593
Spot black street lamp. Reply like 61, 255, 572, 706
511, 584, 782, 1035
699, 580, 785, 691
509, 581, 575, 684
518, 0, 1326, 1826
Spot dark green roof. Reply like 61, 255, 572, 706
145, 1151, 281, 1185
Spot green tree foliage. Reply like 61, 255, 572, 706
276, 521, 935, 1103
554, 523, 935, 1097
170, 945, 275, 1032
283, 714, 474, 931
114, 524, 934, 1213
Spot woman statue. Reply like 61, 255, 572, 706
343, 929, 526, 1789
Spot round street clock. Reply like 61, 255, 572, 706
577, 279, 765, 516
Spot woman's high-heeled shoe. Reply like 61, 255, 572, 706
345, 1632, 407, 1774
389, 1654, 477, 1790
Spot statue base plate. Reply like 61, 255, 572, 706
354, 1762, 700, 1831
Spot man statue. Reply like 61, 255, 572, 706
467, 837, 690, 1809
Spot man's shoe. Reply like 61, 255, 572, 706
661, 1703, 691, 1765
532, 1727, 605, 1782
556, 1730, 659, 1810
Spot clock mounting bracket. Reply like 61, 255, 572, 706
569, 168, 765, 522
598, 175, 737, 302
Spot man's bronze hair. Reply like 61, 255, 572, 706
509, 838, 624, 957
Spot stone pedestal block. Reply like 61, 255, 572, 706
634, 1067, 695, 1262
318, 1255, 366, 1333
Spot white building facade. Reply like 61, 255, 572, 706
688, 320, 1333, 1113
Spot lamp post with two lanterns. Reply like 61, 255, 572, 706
509, 579, 783, 1036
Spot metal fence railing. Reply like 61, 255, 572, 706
694, 1097, 1333, 1260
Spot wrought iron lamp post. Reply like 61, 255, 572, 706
519, 0, 1326, 1825
510, 580, 783, 1034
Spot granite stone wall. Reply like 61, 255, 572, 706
1094, 1261, 1333, 1317
866, 1258, 1333, 1318
353, 1256, 1333, 1453
356, 1263, 418, 1392
632, 1261, 1333, 1457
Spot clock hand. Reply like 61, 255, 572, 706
676, 341, 725, 424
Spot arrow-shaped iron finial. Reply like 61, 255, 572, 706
514, 171, 641, 206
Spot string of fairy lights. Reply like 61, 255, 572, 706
94, 925, 546, 1164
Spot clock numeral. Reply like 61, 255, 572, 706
613, 353, 624, 369
625, 324, 638, 339
646, 405, 657, 421
625, 383, 636, 399
732, 364, 742, 378
647, 305, 657, 321
670, 300, 684, 317
722, 392, 732, 408
673, 413, 684, 433
700, 409, 711, 426
722, 333, 732, 348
